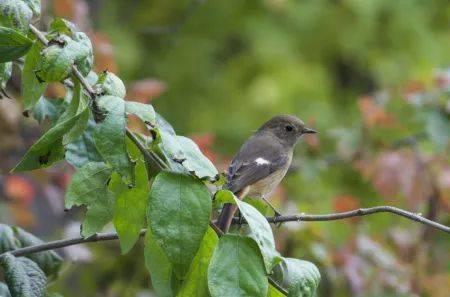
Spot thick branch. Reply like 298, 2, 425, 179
28, 24, 167, 172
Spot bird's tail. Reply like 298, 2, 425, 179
216, 203, 238, 233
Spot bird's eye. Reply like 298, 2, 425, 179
285, 125, 294, 132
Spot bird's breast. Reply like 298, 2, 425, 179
247, 163, 290, 198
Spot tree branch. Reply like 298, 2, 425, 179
232, 206, 450, 233
2, 206, 448, 259
28, 24, 167, 172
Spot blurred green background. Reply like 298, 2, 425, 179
1, 0, 449, 296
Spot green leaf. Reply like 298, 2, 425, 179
95, 71, 126, 98
177, 227, 218, 297
148, 172, 212, 278
65, 162, 114, 237
62, 80, 89, 145
12, 227, 63, 279
110, 140, 149, 254
0, 0, 32, 33
22, 43, 47, 110
36, 44, 73, 82
0, 253, 47, 297
282, 259, 320, 297
93, 95, 133, 184
267, 284, 285, 297
144, 230, 177, 297
71, 32, 93, 76
21, 0, 40, 17
235, 199, 282, 274
0, 26, 32, 63
156, 112, 176, 135
49, 18, 76, 37
0, 224, 62, 279
12, 95, 89, 172
0, 62, 12, 89
125, 101, 156, 126
32, 97, 65, 124
0, 282, 11, 297
207, 235, 268, 297
0, 224, 20, 253
65, 118, 103, 168
159, 131, 218, 180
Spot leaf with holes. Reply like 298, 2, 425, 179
93, 95, 133, 184
22, 42, 47, 110
158, 131, 218, 181
110, 140, 149, 254
178, 227, 218, 297
208, 235, 268, 297
0, 253, 47, 297
0, 26, 32, 63
95, 71, 126, 98
148, 172, 211, 278
65, 162, 114, 237
126, 101, 156, 126
12, 95, 89, 172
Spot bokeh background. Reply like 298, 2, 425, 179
1, 0, 449, 296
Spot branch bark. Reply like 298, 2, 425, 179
1, 206, 448, 259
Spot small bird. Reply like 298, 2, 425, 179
217, 114, 317, 232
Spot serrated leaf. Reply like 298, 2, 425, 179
12, 96, 88, 172
0, 0, 32, 33
0, 253, 47, 297
0, 62, 12, 89
126, 101, 156, 126
110, 140, 149, 254
95, 71, 126, 98
148, 172, 212, 278
159, 131, 218, 180
32, 97, 65, 124
22, 43, 47, 110
177, 227, 218, 297
207, 235, 268, 297
65, 162, 114, 237
282, 259, 320, 297
0, 26, 32, 63
235, 198, 282, 273
93, 95, 133, 184
0, 282, 11, 297
65, 118, 103, 168
12, 227, 63, 279
144, 229, 177, 297
36, 44, 73, 82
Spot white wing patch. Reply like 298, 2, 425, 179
255, 157, 270, 165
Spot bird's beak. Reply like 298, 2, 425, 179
302, 127, 317, 134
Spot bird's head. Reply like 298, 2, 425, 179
257, 114, 317, 147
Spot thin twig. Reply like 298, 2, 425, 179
28, 24, 167, 172
231, 206, 450, 234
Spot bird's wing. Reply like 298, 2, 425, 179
226, 134, 289, 194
